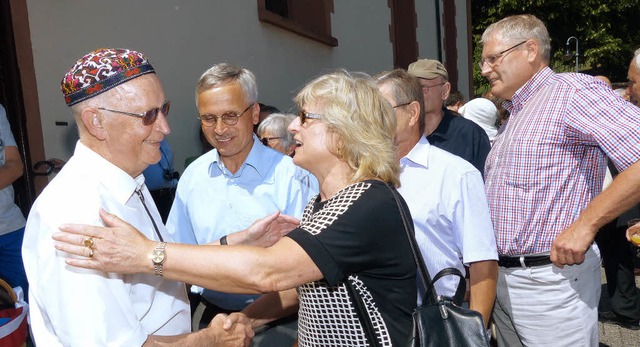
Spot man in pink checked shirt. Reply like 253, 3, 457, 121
480, 14, 640, 346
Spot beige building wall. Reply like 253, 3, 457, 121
26, 0, 469, 172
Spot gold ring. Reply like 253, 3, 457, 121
88, 248, 94, 258
83, 237, 94, 248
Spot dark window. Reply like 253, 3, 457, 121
258, 0, 337, 47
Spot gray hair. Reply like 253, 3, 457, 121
195, 63, 258, 106
257, 113, 296, 150
374, 69, 426, 134
481, 14, 551, 63
634, 48, 640, 70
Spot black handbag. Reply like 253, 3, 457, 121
347, 185, 490, 347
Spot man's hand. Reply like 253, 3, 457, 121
223, 312, 254, 330
204, 313, 254, 346
550, 219, 598, 268
627, 222, 640, 246
240, 211, 300, 247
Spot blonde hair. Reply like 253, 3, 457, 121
482, 14, 551, 63
294, 70, 400, 187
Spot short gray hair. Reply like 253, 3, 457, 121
257, 113, 296, 150
482, 14, 551, 63
195, 63, 258, 106
634, 48, 640, 70
374, 69, 426, 134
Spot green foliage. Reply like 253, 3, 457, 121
471, 0, 640, 95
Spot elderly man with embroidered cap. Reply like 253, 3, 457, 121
22, 48, 252, 346
408, 59, 490, 174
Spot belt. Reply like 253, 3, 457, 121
498, 255, 552, 268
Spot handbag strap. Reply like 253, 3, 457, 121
430, 267, 466, 305
385, 184, 440, 305
344, 278, 382, 347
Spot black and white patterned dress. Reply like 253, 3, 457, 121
287, 180, 416, 346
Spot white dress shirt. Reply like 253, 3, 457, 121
23, 141, 190, 346
397, 136, 498, 301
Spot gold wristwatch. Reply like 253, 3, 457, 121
151, 242, 167, 277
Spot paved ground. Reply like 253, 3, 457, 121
597, 269, 640, 347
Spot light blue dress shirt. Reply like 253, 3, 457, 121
397, 136, 497, 302
166, 135, 318, 309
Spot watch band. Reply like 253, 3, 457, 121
220, 235, 228, 245
152, 242, 167, 277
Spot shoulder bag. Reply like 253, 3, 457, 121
347, 185, 490, 347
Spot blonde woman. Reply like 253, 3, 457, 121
54, 70, 417, 346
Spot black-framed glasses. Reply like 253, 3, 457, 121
198, 103, 254, 127
298, 111, 322, 125
261, 137, 282, 146
98, 100, 170, 126
392, 101, 412, 108
478, 40, 528, 69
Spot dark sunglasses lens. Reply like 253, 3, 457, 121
143, 101, 171, 125
162, 101, 171, 117
298, 111, 306, 124
261, 138, 269, 146
142, 109, 158, 125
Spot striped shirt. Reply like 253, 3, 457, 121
485, 67, 640, 255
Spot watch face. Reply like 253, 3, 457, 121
151, 249, 165, 264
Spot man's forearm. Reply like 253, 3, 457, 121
578, 160, 640, 232
0, 146, 24, 189
469, 260, 498, 328
242, 288, 300, 328
144, 314, 251, 347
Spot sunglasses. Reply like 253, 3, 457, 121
261, 137, 282, 146
297, 111, 322, 125
98, 100, 170, 126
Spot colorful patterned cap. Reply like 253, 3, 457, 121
61, 48, 155, 106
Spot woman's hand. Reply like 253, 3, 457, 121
53, 208, 155, 274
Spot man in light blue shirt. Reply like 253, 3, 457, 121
167, 63, 317, 344
375, 69, 498, 328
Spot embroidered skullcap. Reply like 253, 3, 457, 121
61, 48, 155, 106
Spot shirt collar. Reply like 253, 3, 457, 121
504, 66, 554, 113
401, 135, 431, 169
208, 134, 271, 179
73, 141, 140, 205
427, 108, 455, 141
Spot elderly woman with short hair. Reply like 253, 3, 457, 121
54, 70, 417, 347
256, 113, 296, 156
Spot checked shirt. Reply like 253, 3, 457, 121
485, 67, 640, 256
